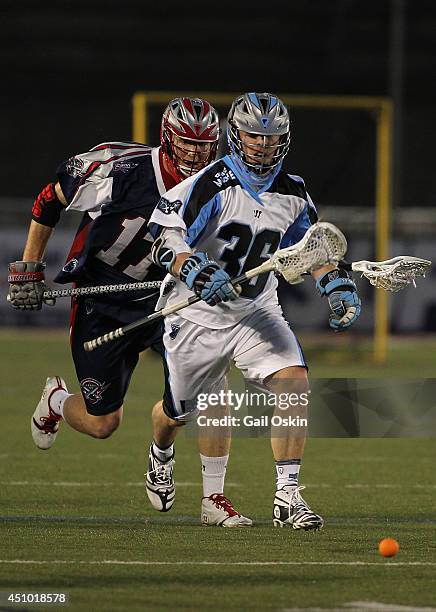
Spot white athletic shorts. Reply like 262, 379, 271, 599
161, 303, 306, 421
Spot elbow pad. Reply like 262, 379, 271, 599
32, 183, 65, 228
151, 229, 191, 273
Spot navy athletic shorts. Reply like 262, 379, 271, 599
70, 296, 164, 416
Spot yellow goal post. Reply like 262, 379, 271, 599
132, 91, 393, 363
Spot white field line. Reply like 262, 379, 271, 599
0, 481, 435, 489
0, 481, 235, 487
0, 560, 435, 567
282, 603, 436, 612
0, 453, 119, 459
346, 603, 436, 611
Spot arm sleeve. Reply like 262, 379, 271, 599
148, 175, 221, 249
56, 142, 148, 212
56, 150, 113, 212
159, 227, 192, 256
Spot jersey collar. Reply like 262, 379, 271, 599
224, 154, 281, 202
153, 147, 178, 194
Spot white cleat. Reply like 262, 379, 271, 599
31, 376, 66, 450
145, 445, 175, 512
201, 493, 253, 527
273, 485, 324, 530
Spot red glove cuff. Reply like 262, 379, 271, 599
8, 271, 45, 282
8, 261, 46, 283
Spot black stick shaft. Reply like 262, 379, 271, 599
118, 271, 248, 335
84, 271, 250, 352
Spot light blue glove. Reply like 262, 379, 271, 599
180, 252, 239, 306
316, 269, 361, 331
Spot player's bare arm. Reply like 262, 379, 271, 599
310, 263, 337, 280
8, 181, 67, 310
21, 184, 66, 261
170, 252, 191, 277
22, 221, 53, 261
21, 182, 67, 263
22, 183, 66, 256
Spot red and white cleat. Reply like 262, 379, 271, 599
201, 493, 253, 527
31, 376, 66, 450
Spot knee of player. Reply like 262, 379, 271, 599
91, 411, 122, 439
265, 367, 310, 402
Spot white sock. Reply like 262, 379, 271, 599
275, 459, 301, 490
200, 454, 228, 498
50, 390, 71, 418
152, 441, 174, 462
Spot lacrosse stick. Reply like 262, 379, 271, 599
42, 280, 162, 300
339, 256, 431, 292
83, 222, 346, 352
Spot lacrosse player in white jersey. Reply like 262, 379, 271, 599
148, 92, 361, 529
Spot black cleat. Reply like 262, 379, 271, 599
273, 485, 324, 530
145, 445, 175, 512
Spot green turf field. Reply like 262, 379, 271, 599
1, 330, 435, 611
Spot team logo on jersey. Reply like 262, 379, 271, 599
62, 258, 79, 273
169, 323, 181, 340
113, 160, 138, 173
80, 378, 110, 404
84, 299, 94, 315
213, 168, 236, 188
253, 209, 262, 218
157, 198, 182, 215
65, 156, 86, 178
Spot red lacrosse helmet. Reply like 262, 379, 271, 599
160, 97, 220, 181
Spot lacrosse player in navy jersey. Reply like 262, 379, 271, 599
148, 92, 361, 529
7, 98, 252, 521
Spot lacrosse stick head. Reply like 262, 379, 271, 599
273, 222, 348, 284
352, 256, 432, 292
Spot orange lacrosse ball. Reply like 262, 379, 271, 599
378, 538, 400, 557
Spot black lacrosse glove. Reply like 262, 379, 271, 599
7, 261, 56, 310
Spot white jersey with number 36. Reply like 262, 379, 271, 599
148, 155, 318, 329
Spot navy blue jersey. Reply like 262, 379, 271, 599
54, 143, 175, 295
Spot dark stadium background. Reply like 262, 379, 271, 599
3, 0, 435, 206
2, 0, 435, 334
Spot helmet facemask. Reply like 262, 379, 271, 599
228, 124, 290, 176
161, 98, 220, 181
163, 132, 218, 179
